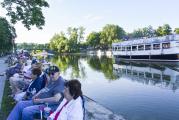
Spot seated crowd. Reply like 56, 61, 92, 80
4, 51, 85, 120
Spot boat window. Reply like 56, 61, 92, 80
117, 47, 121, 51
122, 47, 126, 51
162, 43, 170, 49
127, 69, 132, 75
162, 75, 171, 81
138, 45, 144, 51
145, 45, 151, 50
113, 47, 117, 51
153, 44, 160, 50
139, 72, 145, 78
145, 72, 152, 78
122, 68, 126, 74
132, 70, 138, 76
127, 46, 131, 51
132, 46, 137, 51
153, 73, 161, 80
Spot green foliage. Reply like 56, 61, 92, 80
131, 28, 144, 38
100, 24, 126, 49
0, 17, 16, 54
48, 24, 176, 53
87, 56, 117, 80
51, 55, 86, 79
174, 28, 179, 34
156, 24, 172, 36
1, 0, 49, 30
49, 27, 85, 53
86, 32, 100, 49
156, 26, 163, 36
16, 43, 49, 50
162, 24, 172, 35
131, 26, 156, 38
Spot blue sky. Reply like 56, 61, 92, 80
0, 0, 179, 43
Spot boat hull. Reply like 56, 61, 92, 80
114, 54, 179, 62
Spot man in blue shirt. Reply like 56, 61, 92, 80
7, 66, 65, 120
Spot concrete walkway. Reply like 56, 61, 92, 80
0, 56, 8, 109
84, 96, 126, 120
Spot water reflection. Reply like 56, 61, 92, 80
87, 56, 117, 80
51, 55, 86, 79
51, 55, 117, 80
113, 61, 179, 92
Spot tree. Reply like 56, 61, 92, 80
142, 26, 156, 38
156, 24, 172, 36
0, 17, 16, 54
67, 27, 85, 52
174, 28, 179, 34
162, 24, 172, 35
1, 0, 49, 30
131, 26, 156, 38
100, 24, 126, 49
78, 26, 85, 43
131, 28, 144, 38
86, 32, 100, 49
156, 26, 163, 36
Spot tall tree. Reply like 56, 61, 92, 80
0, 17, 16, 54
162, 24, 172, 35
131, 28, 144, 38
156, 26, 163, 36
142, 26, 156, 38
86, 32, 100, 49
100, 24, 126, 49
1, 0, 49, 30
174, 28, 179, 34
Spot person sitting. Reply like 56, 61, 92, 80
48, 79, 84, 120
6, 58, 24, 79
9, 60, 41, 95
14, 67, 44, 101
7, 66, 65, 120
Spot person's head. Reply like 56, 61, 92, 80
35, 63, 42, 69
31, 68, 42, 80
64, 79, 82, 101
31, 59, 37, 66
49, 66, 60, 81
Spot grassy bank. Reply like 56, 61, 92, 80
0, 80, 15, 119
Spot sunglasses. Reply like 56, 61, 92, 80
49, 72, 55, 76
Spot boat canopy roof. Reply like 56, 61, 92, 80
113, 34, 179, 46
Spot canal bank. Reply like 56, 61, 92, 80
0, 56, 126, 120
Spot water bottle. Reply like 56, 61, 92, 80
44, 103, 51, 118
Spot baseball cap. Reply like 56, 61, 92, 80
49, 66, 60, 73
31, 59, 37, 65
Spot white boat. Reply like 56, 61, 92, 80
112, 34, 179, 61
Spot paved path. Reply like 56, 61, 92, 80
0, 57, 8, 109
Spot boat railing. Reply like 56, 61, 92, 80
112, 34, 179, 46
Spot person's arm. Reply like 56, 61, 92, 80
32, 88, 44, 99
33, 93, 62, 104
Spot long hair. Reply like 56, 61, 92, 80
65, 79, 82, 99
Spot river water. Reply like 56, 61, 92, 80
50, 55, 179, 120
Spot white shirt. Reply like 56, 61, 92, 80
49, 97, 84, 120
